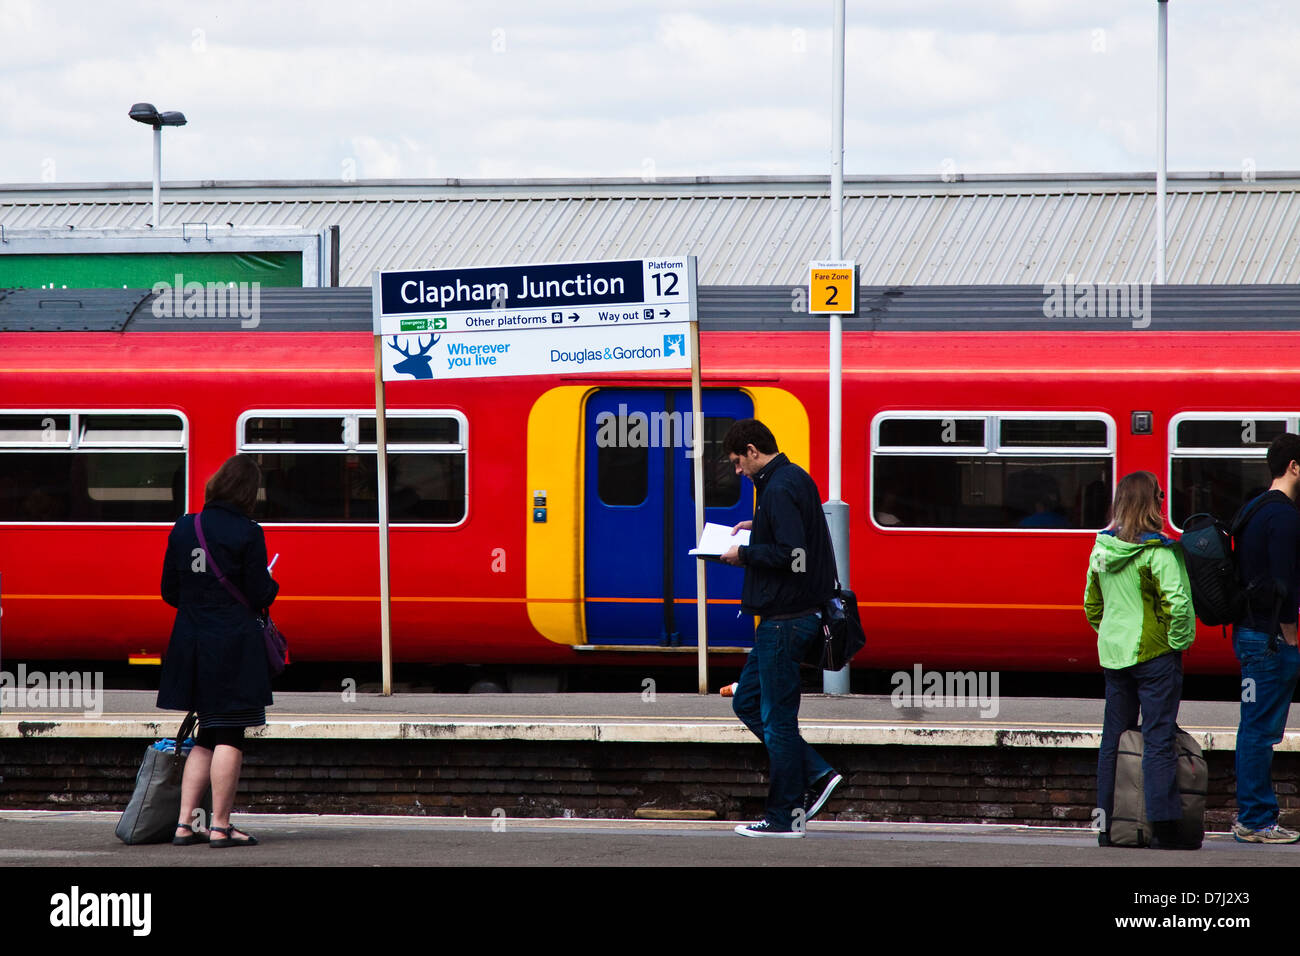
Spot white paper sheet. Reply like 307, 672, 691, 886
689, 521, 750, 558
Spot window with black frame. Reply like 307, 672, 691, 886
871, 414, 1114, 530
240, 412, 467, 524
1169, 416, 1284, 530
0, 411, 186, 522
688, 417, 742, 509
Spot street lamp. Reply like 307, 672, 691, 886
128, 103, 187, 227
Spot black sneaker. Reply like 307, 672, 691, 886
734, 819, 804, 839
803, 771, 843, 822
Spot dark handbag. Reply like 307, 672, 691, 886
115, 711, 212, 844
806, 580, 866, 671
195, 513, 289, 677
260, 617, 289, 676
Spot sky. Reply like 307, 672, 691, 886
1, 0, 1297, 186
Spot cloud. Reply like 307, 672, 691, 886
2, 0, 1300, 183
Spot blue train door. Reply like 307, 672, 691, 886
584, 389, 755, 646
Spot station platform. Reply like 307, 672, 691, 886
0, 690, 1276, 748
2, 692, 1296, 830
2, 809, 1296, 868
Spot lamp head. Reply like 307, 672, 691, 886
128, 103, 160, 126
128, 103, 186, 129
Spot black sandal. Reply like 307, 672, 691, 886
209, 825, 258, 848
172, 823, 209, 846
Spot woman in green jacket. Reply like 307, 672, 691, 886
1085, 470, 1195, 848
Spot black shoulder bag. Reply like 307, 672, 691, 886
804, 532, 866, 670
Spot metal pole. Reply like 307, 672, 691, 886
373, 338, 393, 695
829, 0, 845, 499
1156, 0, 1168, 284
690, 265, 708, 692
152, 126, 162, 227
823, 0, 851, 694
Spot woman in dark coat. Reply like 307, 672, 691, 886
158, 454, 278, 847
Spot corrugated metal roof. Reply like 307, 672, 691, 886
3, 174, 1299, 287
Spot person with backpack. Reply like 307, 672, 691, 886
1228, 433, 1300, 844
1085, 470, 1196, 848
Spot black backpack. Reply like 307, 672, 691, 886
1180, 491, 1284, 627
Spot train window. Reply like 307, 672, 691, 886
686, 417, 742, 508
239, 411, 467, 524
0, 410, 187, 522
999, 419, 1108, 448
0, 413, 71, 445
244, 416, 347, 447
1168, 414, 1293, 529
872, 413, 1114, 531
79, 413, 184, 446
877, 418, 984, 448
359, 417, 459, 447
250, 452, 466, 523
597, 443, 648, 507
1175, 418, 1287, 449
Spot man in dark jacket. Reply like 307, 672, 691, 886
720, 419, 842, 837
1231, 433, 1300, 844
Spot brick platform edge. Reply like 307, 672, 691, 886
1, 739, 1292, 828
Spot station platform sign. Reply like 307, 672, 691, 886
372, 256, 696, 382
380, 321, 692, 381
808, 259, 856, 315
373, 257, 694, 336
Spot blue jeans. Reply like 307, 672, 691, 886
732, 614, 833, 828
1096, 651, 1184, 828
1234, 627, 1300, 830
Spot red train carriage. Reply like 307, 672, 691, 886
1, 284, 1297, 675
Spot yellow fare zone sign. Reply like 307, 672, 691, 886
808, 260, 856, 314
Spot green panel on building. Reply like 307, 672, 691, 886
0, 251, 303, 289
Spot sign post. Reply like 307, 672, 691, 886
371, 257, 702, 692
810, 258, 855, 695
372, 336, 393, 696
684, 257, 707, 694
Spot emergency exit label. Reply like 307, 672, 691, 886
809, 260, 856, 315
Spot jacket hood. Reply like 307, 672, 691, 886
1088, 530, 1175, 573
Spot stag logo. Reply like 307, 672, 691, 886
388, 334, 440, 380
